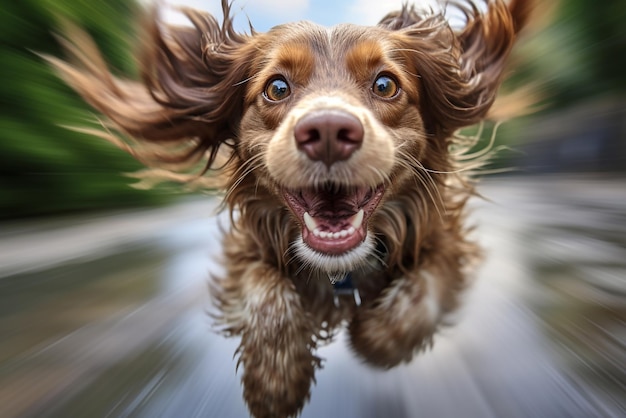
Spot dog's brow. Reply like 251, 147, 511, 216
272, 42, 315, 84
345, 39, 385, 82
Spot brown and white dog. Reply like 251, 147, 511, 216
50, 0, 534, 416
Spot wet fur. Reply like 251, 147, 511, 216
49, 1, 534, 417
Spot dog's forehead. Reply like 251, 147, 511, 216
261, 22, 399, 84
266, 21, 330, 54
266, 21, 393, 59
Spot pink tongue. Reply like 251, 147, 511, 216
293, 187, 372, 254
301, 189, 362, 215
314, 215, 352, 232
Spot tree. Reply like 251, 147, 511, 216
0, 0, 170, 219
511, 0, 626, 109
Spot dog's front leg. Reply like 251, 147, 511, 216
349, 268, 461, 368
214, 260, 319, 418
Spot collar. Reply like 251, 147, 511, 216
332, 272, 361, 306
330, 239, 388, 307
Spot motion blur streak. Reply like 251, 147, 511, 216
2, 0, 625, 416
0, 178, 625, 417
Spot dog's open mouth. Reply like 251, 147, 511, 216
283, 183, 385, 255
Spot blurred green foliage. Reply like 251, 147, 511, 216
510, 0, 626, 107
0, 0, 172, 219
470, 0, 626, 172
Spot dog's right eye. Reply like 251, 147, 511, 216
264, 77, 291, 102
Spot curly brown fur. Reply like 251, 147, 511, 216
49, 1, 534, 416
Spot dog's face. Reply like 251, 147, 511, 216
51, 1, 526, 275
237, 23, 431, 273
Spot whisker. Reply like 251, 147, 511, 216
456, 121, 502, 161
395, 148, 447, 220
225, 152, 265, 199
417, 172, 446, 220
232, 73, 260, 87
372, 235, 389, 268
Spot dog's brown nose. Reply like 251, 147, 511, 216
294, 111, 364, 166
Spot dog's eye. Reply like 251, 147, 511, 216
372, 74, 399, 99
264, 77, 291, 102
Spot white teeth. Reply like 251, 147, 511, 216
350, 209, 364, 229
303, 212, 318, 232
313, 228, 353, 240
304, 209, 365, 241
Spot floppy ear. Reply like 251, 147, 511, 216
47, 0, 255, 171
382, 0, 533, 136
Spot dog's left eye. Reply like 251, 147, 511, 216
372, 74, 399, 99
264, 77, 291, 102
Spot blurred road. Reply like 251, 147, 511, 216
0, 177, 624, 418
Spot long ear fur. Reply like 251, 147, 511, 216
382, 0, 534, 136
47, 0, 254, 172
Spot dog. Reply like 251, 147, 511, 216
49, 0, 534, 416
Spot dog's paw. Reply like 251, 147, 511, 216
233, 263, 321, 418
241, 343, 320, 418
348, 274, 439, 368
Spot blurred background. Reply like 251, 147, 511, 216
0, 0, 624, 417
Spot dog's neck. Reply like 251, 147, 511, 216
327, 271, 349, 284
331, 271, 362, 306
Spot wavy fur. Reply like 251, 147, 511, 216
50, 1, 534, 417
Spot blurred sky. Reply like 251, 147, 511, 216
142, 0, 441, 31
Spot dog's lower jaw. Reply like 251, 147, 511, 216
293, 233, 377, 275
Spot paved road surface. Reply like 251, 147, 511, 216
0, 177, 624, 417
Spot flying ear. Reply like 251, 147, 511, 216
47, 0, 255, 171
384, 0, 533, 135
